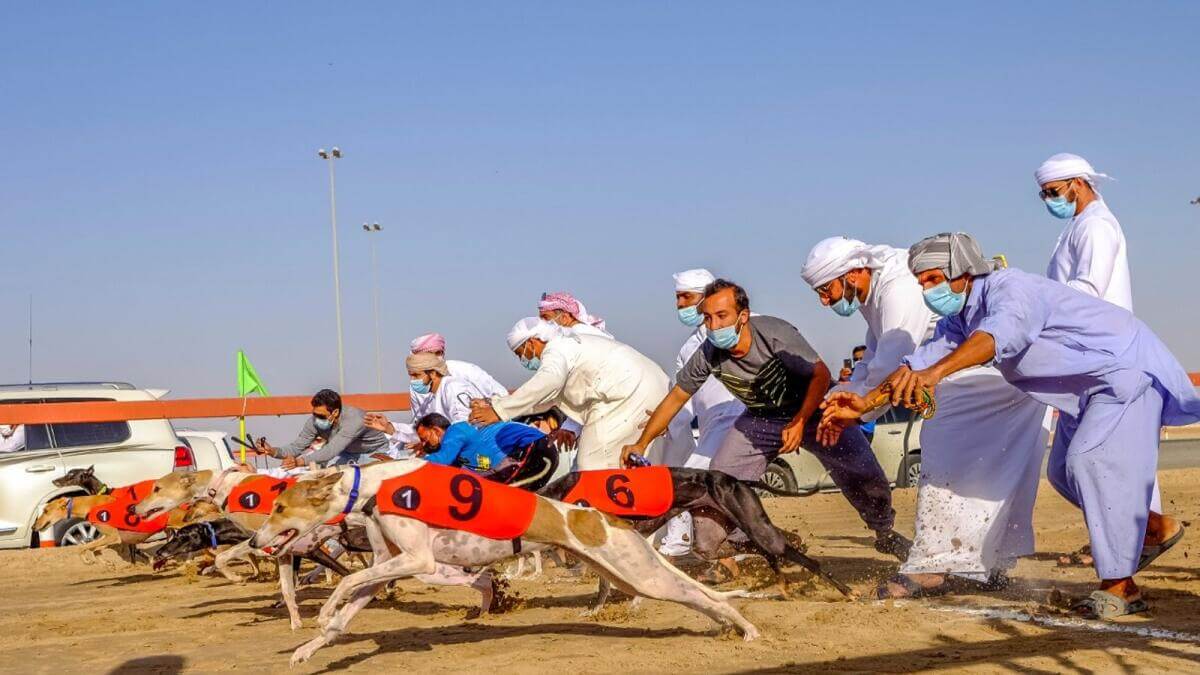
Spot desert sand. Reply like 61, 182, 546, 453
3, 470, 1199, 674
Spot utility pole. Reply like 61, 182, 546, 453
317, 147, 346, 392
362, 222, 384, 392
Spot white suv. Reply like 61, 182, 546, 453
0, 382, 196, 549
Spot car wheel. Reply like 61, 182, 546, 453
56, 518, 101, 547
757, 462, 798, 498
898, 454, 922, 488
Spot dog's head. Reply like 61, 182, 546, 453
250, 471, 345, 555
53, 465, 97, 490
34, 497, 72, 531
136, 469, 213, 519
179, 500, 222, 525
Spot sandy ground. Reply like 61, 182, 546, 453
3, 470, 1200, 674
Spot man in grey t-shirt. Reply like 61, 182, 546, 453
256, 388, 390, 467
624, 280, 908, 577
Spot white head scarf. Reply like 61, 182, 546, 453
673, 268, 716, 293
800, 237, 893, 289
1034, 153, 1112, 188
505, 317, 565, 351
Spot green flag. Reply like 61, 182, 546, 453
236, 350, 269, 397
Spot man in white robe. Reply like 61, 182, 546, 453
469, 318, 669, 470
0, 425, 25, 453
658, 268, 746, 557
802, 236, 1048, 597
1036, 153, 1132, 310
538, 291, 614, 339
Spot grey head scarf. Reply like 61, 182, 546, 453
907, 232, 1002, 278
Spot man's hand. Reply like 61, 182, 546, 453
886, 366, 940, 408
363, 412, 395, 435
820, 391, 868, 425
619, 442, 647, 468
780, 419, 805, 454
281, 456, 299, 470
254, 437, 278, 458
546, 428, 578, 450
469, 398, 501, 426
815, 417, 850, 447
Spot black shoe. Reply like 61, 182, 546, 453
874, 530, 912, 562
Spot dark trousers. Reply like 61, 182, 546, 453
693, 410, 895, 558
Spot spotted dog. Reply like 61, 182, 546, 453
252, 459, 760, 667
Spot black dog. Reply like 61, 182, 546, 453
540, 467, 851, 597
153, 519, 360, 578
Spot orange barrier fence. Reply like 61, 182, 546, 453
0, 393, 411, 425
1, 372, 1198, 425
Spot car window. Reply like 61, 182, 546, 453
879, 406, 915, 425
44, 397, 131, 449
51, 422, 131, 448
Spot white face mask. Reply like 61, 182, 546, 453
0, 425, 13, 437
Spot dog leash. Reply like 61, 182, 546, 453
863, 383, 937, 420
202, 520, 218, 549
325, 466, 362, 525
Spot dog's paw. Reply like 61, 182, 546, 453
741, 626, 762, 642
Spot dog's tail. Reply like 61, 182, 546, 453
742, 480, 819, 498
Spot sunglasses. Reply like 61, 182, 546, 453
1038, 180, 1075, 200
815, 276, 844, 298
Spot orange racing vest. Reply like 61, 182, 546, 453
225, 476, 297, 515
560, 467, 675, 518
376, 463, 536, 540
86, 479, 169, 533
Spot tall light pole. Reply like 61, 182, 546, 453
362, 222, 384, 392
317, 147, 346, 392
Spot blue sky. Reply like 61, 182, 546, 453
2, 3, 1199, 437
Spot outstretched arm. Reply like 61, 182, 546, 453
620, 386, 693, 466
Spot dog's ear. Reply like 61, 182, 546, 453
85, 465, 95, 476
305, 473, 344, 506
179, 471, 197, 487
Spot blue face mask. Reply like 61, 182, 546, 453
922, 281, 968, 317
830, 280, 861, 317
677, 304, 704, 327
313, 416, 333, 431
410, 378, 431, 395
520, 356, 542, 371
707, 320, 743, 350
1044, 196, 1075, 219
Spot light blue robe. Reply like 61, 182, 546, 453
906, 268, 1200, 578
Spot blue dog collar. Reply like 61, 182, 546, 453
202, 520, 218, 548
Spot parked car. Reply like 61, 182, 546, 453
759, 405, 924, 496
0, 382, 196, 549
176, 429, 240, 473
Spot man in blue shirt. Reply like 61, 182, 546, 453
413, 413, 557, 488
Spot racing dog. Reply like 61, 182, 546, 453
152, 518, 355, 578
53, 465, 110, 496
34, 490, 215, 566
136, 467, 487, 629
540, 466, 852, 600
253, 460, 760, 666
